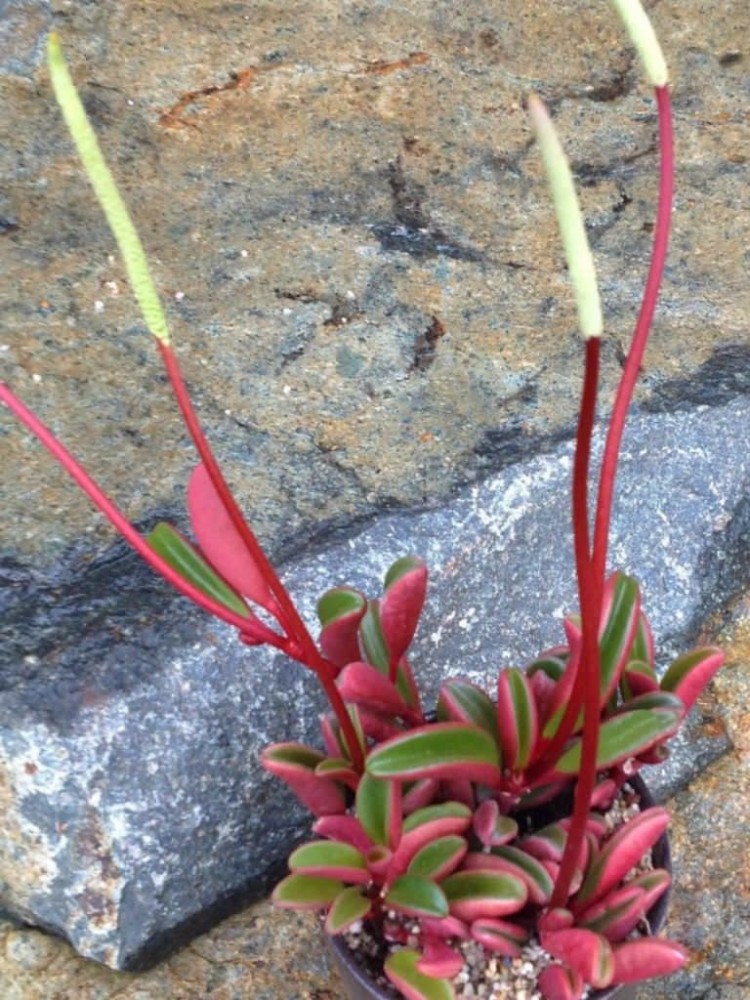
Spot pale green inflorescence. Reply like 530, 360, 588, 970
611, 0, 669, 88
528, 94, 603, 341
47, 33, 171, 345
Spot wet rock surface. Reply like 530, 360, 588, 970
1, 0, 748, 990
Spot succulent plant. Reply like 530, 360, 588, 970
0, 2, 727, 999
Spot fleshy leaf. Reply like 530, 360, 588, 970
497, 667, 539, 772
574, 807, 670, 911
384, 874, 450, 919
325, 886, 372, 934
380, 556, 428, 668
597, 572, 641, 705
554, 707, 681, 775
187, 463, 276, 612
441, 870, 527, 922
464, 846, 554, 905
337, 661, 411, 718
367, 723, 501, 786
407, 835, 468, 881
317, 586, 367, 668
147, 522, 251, 619
538, 963, 585, 1000
360, 600, 420, 707
620, 659, 660, 700
437, 678, 498, 740
391, 803, 472, 878
472, 799, 519, 848
541, 928, 614, 990
416, 940, 464, 980
610, 938, 688, 983
272, 873, 343, 909
579, 869, 671, 941
288, 840, 369, 883
470, 917, 528, 958
261, 743, 346, 817
312, 815, 372, 854
385, 948, 454, 1000
356, 772, 401, 848
660, 646, 725, 716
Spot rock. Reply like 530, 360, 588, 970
1, 0, 748, 976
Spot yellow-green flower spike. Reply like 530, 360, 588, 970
528, 94, 602, 341
611, 0, 668, 88
47, 33, 170, 345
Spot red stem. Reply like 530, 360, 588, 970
157, 344, 365, 771
591, 86, 674, 591
550, 86, 674, 908
0, 381, 280, 646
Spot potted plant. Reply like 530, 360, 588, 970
0, 3, 726, 999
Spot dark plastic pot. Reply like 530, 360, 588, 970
326, 773, 671, 1000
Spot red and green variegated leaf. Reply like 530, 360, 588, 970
470, 917, 528, 958
437, 678, 498, 741
573, 807, 670, 912
356, 772, 401, 849
472, 799, 518, 848
660, 646, 725, 716
314, 757, 358, 788
272, 873, 343, 910
313, 814, 372, 854
539, 908, 575, 933
520, 821, 567, 862
497, 668, 539, 773
260, 743, 346, 817
391, 803, 472, 878
288, 840, 369, 884
317, 586, 367, 668
579, 869, 671, 941
337, 661, 411, 718
360, 600, 420, 707
464, 846, 554, 905
385, 948, 454, 1000
421, 915, 470, 940
597, 572, 641, 705
366, 844, 393, 878
630, 610, 655, 669
403, 778, 440, 815
541, 928, 614, 990
385, 874, 450, 919
147, 522, 252, 620
441, 870, 527, 922
611, 938, 688, 983
380, 556, 428, 668
620, 659, 660, 701
367, 723, 501, 786
186, 463, 276, 612
325, 886, 372, 934
528, 650, 568, 681
554, 707, 681, 776
407, 835, 468, 881
416, 940, 464, 980
537, 963, 584, 1000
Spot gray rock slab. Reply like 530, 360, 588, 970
1, 396, 747, 968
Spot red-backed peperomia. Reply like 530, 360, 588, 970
0, 3, 725, 999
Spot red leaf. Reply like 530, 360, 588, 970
574, 807, 670, 912
538, 964, 585, 1000
611, 938, 688, 983
380, 557, 428, 668
660, 646, 725, 716
472, 799, 519, 847
416, 940, 464, 979
187, 462, 276, 612
470, 917, 528, 957
337, 661, 411, 718
312, 815, 372, 854
317, 586, 368, 668
261, 743, 346, 817
541, 928, 614, 989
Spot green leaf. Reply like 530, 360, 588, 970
385, 949, 454, 1000
497, 668, 538, 772
555, 708, 680, 775
325, 886, 372, 934
147, 522, 250, 618
317, 586, 367, 627
407, 835, 467, 880
47, 34, 170, 344
367, 723, 501, 785
384, 875, 449, 918
359, 600, 390, 673
356, 772, 393, 847
598, 573, 640, 702
437, 678, 498, 740
289, 841, 368, 881
272, 873, 343, 909
403, 802, 472, 835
